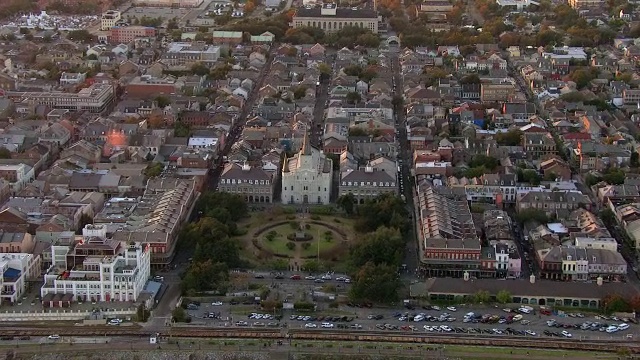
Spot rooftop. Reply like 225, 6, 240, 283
295, 6, 379, 19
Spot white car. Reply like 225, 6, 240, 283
446, 306, 457, 312
305, 276, 315, 280
414, 315, 424, 322
108, 319, 122, 325
423, 325, 432, 331
305, 323, 317, 328
212, 301, 223, 306
561, 330, 572, 338
432, 306, 441, 311
525, 330, 536, 336
440, 325, 452, 332
48, 335, 60, 340
321, 322, 334, 328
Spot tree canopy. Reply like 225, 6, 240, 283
180, 192, 248, 295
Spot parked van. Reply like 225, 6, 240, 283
606, 325, 619, 333
618, 323, 630, 331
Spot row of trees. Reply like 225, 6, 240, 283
282, 25, 380, 48
336, 193, 410, 304
180, 192, 248, 295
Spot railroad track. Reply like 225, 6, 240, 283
1, 326, 638, 353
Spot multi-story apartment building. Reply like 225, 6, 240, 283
219, 162, 276, 203
112, 178, 196, 266
419, 0, 453, 12
125, 75, 178, 98
480, 83, 515, 103
0, 231, 34, 253
517, 190, 591, 216
41, 225, 151, 303
573, 141, 631, 172
339, 157, 398, 204
161, 42, 221, 66
6, 83, 115, 114
101, 10, 121, 31
536, 245, 626, 281
292, 5, 381, 34
568, 0, 604, 9
463, 174, 518, 204
0, 253, 40, 305
0, 164, 34, 194
418, 183, 481, 277
523, 132, 557, 160
623, 89, 640, 105
109, 26, 157, 44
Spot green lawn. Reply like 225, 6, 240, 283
299, 237, 340, 257
259, 223, 343, 258
259, 223, 301, 254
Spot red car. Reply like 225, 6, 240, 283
290, 274, 301, 280
540, 309, 552, 316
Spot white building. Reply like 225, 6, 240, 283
0, 164, 35, 194
281, 133, 333, 205
161, 42, 221, 66
495, 0, 536, 10
59, 72, 87, 86
0, 253, 40, 305
101, 10, 121, 31
40, 224, 151, 303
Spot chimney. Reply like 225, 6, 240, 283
529, 274, 535, 284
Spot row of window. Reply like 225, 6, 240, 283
425, 252, 481, 260
221, 187, 271, 194
341, 181, 396, 187
284, 186, 327, 192
221, 178, 270, 185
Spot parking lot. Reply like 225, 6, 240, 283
121, 7, 192, 24
179, 299, 639, 342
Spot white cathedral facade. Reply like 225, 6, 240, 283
281, 133, 333, 204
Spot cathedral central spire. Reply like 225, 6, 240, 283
301, 130, 311, 156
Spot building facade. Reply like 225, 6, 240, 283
6, 83, 115, 113
109, 26, 157, 44
292, 5, 381, 34
0, 164, 35, 194
133, 0, 203, 6
281, 133, 333, 205
219, 162, 276, 203
101, 10, 121, 31
339, 157, 398, 204
161, 43, 221, 66
568, 0, 603, 8
41, 225, 151, 303
480, 83, 516, 103
0, 253, 40, 305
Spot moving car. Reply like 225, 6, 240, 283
48, 335, 60, 340
212, 301, 223, 306
305, 323, 317, 328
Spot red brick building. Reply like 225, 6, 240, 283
109, 26, 156, 44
